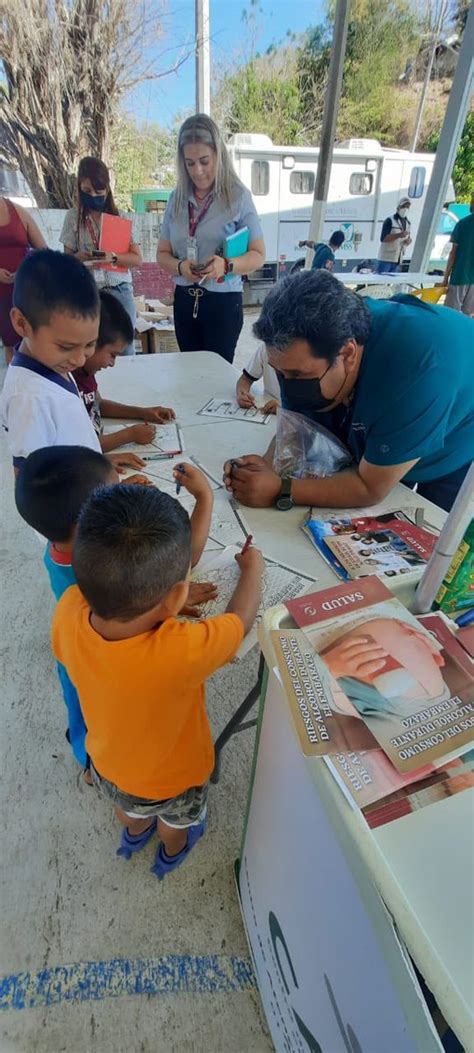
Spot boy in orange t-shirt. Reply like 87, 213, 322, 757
52, 481, 264, 880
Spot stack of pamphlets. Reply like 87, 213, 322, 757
302, 509, 438, 583
271, 577, 474, 827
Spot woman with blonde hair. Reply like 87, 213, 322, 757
60, 157, 142, 355
157, 114, 265, 363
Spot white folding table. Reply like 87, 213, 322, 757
100, 353, 472, 1050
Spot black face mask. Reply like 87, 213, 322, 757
80, 189, 107, 212
278, 363, 340, 413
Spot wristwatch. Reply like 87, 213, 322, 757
274, 476, 293, 511
224, 258, 234, 275
111, 252, 118, 265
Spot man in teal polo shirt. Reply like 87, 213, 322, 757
224, 270, 473, 512
443, 193, 474, 315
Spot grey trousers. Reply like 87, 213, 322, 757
445, 283, 474, 316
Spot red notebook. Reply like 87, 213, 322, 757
99, 214, 132, 272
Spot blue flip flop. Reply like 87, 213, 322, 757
117, 818, 158, 860
150, 819, 207, 881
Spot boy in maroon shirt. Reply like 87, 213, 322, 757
74, 290, 176, 454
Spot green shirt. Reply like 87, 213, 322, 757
451, 213, 474, 286
311, 243, 334, 270
353, 296, 474, 481
279, 295, 474, 482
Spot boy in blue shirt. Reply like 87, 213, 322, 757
15, 446, 118, 766
15, 446, 218, 767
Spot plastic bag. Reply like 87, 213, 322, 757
273, 408, 352, 479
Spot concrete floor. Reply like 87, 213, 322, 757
0, 312, 273, 1052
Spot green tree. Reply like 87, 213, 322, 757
111, 118, 176, 210
215, 57, 304, 144
425, 113, 474, 201
297, 0, 419, 145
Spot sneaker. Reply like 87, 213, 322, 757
117, 818, 158, 860
150, 819, 207, 881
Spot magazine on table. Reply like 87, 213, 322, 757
273, 576, 474, 772
302, 509, 438, 582
361, 751, 474, 829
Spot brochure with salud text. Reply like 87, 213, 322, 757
271, 577, 474, 774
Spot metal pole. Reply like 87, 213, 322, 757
195, 0, 211, 115
304, 0, 351, 269
411, 0, 448, 153
409, 2, 474, 274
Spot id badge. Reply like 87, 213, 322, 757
186, 236, 198, 263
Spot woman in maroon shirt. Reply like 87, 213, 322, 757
0, 196, 46, 362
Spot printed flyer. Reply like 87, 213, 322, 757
278, 577, 474, 772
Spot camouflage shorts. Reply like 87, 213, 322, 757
90, 764, 208, 827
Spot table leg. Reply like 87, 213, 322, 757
211, 653, 265, 784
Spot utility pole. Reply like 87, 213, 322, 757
195, 0, 211, 115
409, 0, 474, 274
305, 0, 351, 269
411, 0, 448, 153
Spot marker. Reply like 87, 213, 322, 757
241, 534, 253, 556
455, 609, 474, 628
175, 463, 186, 495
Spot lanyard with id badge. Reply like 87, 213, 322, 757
187, 194, 213, 317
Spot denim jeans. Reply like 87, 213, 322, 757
105, 282, 137, 355
375, 260, 400, 275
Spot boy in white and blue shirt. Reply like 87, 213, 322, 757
0, 250, 103, 469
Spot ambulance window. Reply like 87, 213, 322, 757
290, 171, 315, 194
251, 161, 270, 196
349, 173, 373, 195
408, 167, 426, 198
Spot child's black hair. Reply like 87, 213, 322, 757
13, 249, 100, 330
15, 446, 114, 543
98, 290, 134, 349
73, 485, 192, 621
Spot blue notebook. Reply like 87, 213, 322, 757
224, 226, 249, 279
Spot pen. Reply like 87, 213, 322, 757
142, 451, 182, 461
241, 534, 253, 555
175, 463, 186, 495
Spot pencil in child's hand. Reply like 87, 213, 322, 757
241, 534, 253, 555
175, 464, 186, 495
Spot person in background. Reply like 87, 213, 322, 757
236, 343, 280, 415
376, 197, 411, 274
74, 290, 176, 452
298, 230, 345, 272
157, 114, 265, 364
443, 193, 474, 316
0, 195, 46, 364
60, 157, 142, 355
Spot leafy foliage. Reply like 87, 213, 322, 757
425, 113, 474, 201
111, 118, 177, 211
0, 0, 188, 208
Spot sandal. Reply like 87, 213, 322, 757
150, 819, 207, 881
117, 818, 158, 860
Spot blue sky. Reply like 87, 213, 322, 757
124, 0, 325, 128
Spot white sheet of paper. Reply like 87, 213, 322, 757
102, 420, 184, 457
192, 545, 318, 658
197, 397, 271, 425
